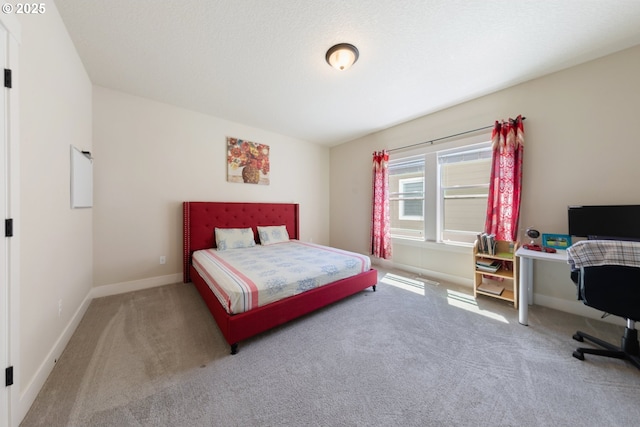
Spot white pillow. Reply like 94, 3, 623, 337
214, 227, 256, 251
257, 225, 290, 246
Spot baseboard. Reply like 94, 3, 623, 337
534, 293, 625, 326
378, 261, 625, 327
18, 273, 182, 422
91, 273, 183, 299
378, 260, 473, 288
19, 289, 93, 422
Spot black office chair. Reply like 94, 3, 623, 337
571, 265, 640, 369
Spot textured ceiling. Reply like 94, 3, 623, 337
54, 0, 640, 146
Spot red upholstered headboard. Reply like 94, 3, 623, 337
183, 202, 300, 282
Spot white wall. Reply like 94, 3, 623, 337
330, 45, 640, 316
92, 86, 330, 288
17, 0, 93, 419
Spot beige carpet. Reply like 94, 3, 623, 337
21, 270, 640, 426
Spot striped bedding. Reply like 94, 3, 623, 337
192, 241, 372, 314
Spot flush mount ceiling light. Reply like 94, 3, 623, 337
325, 43, 359, 71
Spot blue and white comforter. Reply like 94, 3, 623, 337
192, 241, 372, 314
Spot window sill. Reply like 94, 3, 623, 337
391, 237, 472, 254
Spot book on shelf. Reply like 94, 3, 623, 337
475, 263, 500, 273
476, 232, 496, 255
477, 282, 504, 295
476, 259, 500, 267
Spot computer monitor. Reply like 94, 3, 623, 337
568, 205, 640, 240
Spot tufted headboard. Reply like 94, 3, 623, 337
183, 202, 300, 282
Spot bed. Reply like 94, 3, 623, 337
183, 201, 378, 354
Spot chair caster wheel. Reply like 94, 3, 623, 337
573, 350, 585, 360
573, 334, 584, 342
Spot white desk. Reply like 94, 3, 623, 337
515, 247, 568, 325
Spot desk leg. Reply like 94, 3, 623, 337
519, 257, 533, 325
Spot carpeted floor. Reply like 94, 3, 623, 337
21, 269, 640, 426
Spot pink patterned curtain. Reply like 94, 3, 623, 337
485, 115, 524, 242
372, 150, 392, 259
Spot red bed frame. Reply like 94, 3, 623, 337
183, 201, 378, 354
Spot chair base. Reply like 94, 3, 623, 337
572, 326, 640, 369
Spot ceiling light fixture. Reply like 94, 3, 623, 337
325, 43, 359, 71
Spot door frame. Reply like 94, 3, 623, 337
0, 13, 20, 427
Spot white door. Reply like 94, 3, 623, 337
0, 23, 9, 427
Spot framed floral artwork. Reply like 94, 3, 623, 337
226, 137, 270, 185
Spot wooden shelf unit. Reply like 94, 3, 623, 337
473, 240, 519, 308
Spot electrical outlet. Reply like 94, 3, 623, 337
160, 256, 166, 265
58, 299, 62, 317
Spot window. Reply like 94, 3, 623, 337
389, 140, 491, 245
398, 178, 424, 220
438, 145, 492, 244
389, 156, 424, 239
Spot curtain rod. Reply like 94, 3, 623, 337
388, 116, 526, 153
